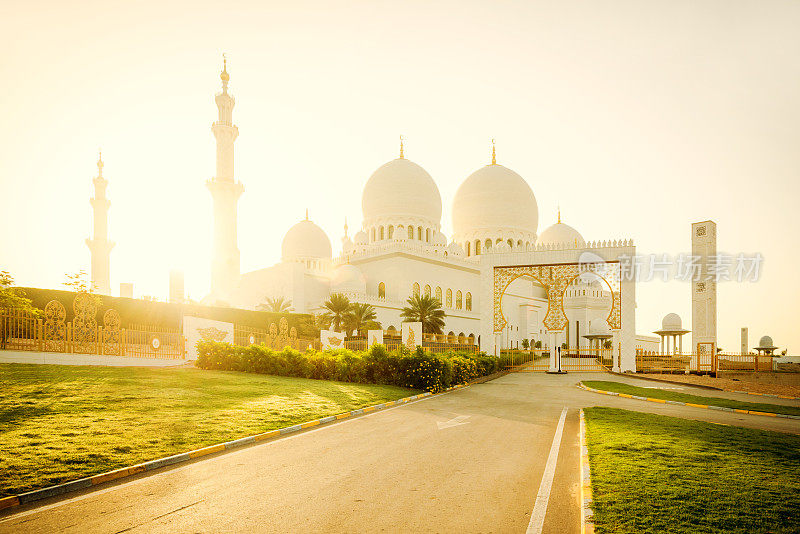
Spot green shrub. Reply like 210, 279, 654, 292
195, 341, 499, 392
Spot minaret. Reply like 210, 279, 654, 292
207, 55, 244, 300
85, 151, 114, 294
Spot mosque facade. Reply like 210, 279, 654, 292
208, 62, 625, 353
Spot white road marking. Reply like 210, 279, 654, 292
526, 407, 568, 534
436, 415, 470, 429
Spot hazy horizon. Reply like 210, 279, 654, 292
2, 0, 799, 353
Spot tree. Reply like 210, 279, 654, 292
346, 303, 381, 336
258, 296, 294, 313
0, 271, 38, 312
63, 270, 102, 308
400, 294, 445, 334
0, 271, 41, 350
298, 313, 330, 338
321, 293, 353, 333
521, 338, 530, 350
534, 340, 542, 349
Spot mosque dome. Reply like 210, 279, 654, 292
758, 335, 775, 348
362, 158, 442, 226
452, 164, 538, 239
661, 313, 682, 331
538, 219, 585, 248
354, 231, 368, 245
331, 264, 366, 293
281, 219, 332, 260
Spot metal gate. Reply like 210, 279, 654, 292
503, 347, 611, 372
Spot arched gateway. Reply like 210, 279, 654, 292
479, 243, 637, 373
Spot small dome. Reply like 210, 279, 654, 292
331, 264, 366, 293
538, 221, 585, 248
446, 242, 464, 256
281, 219, 332, 260
758, 335, 775, 348
589, 322, 611, 335
662, 313, 682, 331
354, 230, 368, 245
433, 231, 448, 246
362, 158, 442, 226
452, 164, 538, 238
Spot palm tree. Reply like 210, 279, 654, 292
258, 296, 294, 313
321, 293, 353, 333
400, 294, 445, 334
346, 303, 381, 336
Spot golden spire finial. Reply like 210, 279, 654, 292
97, 149, 104, 176
220, 53, 230, 85
491, 138, 497, 165
344, 217, 349, 237
399, 135, 405, 159
305, 208, 309, 221
558, 204, 561, 224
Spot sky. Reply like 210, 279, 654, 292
1, 0, 799, 353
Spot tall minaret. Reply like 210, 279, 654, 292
86, 151, 114, 294
207, 55, 244, 300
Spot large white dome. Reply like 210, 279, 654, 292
281, 219, 332, 260
452, 164, 538, 238
538, 221, 585, 248
362, 158, 442, 226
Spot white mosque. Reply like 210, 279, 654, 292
205, 61, 618, 349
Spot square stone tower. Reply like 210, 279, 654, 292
741, 327, 748, 355
691, 221, 717, 353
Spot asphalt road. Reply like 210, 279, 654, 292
2, 372, 798, 533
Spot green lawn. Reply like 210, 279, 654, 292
583, 380, 800, 417
0, 363, 416, 497
584, 407, 800, 534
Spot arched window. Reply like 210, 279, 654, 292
435, 286, 442, 303
413, 282, 420, 297
446, 289, 452, 308
371, 228, 376, 241
388, 225, 394, 239
465, 292, 472, 311
424, 284, 431, 298
456, 290, 462, 310
507, 239, 514, 248
517, 240, 523, 248
408, 226, 414, 239
485, 240, 492, 250
378, 282, 386, 299
416, 226, 421, 240
475, 240, 481, 255
387, 325, 397, 335
466, 242, 471, 256
380, 226, 385, 240
426, 229, 430, 242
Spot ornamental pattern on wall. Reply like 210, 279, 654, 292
492, 262, 622, 333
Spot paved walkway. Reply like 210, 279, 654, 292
2, 373, 798, 533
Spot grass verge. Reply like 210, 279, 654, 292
584, 407, 800, 534
0, 363, 416, 497
583, 380, 800, 416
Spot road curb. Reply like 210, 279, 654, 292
579, 409, 594, 534
0, 383, 475, 513
729, 390, 800, 401
577, 383, 800, 420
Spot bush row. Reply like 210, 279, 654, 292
195, 341, 501, 392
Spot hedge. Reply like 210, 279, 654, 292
195, 341, 501, 393
17, 287, 311, 333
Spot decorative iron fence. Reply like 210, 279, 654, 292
1, 300, 185, 360
636, 350, 774, 373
